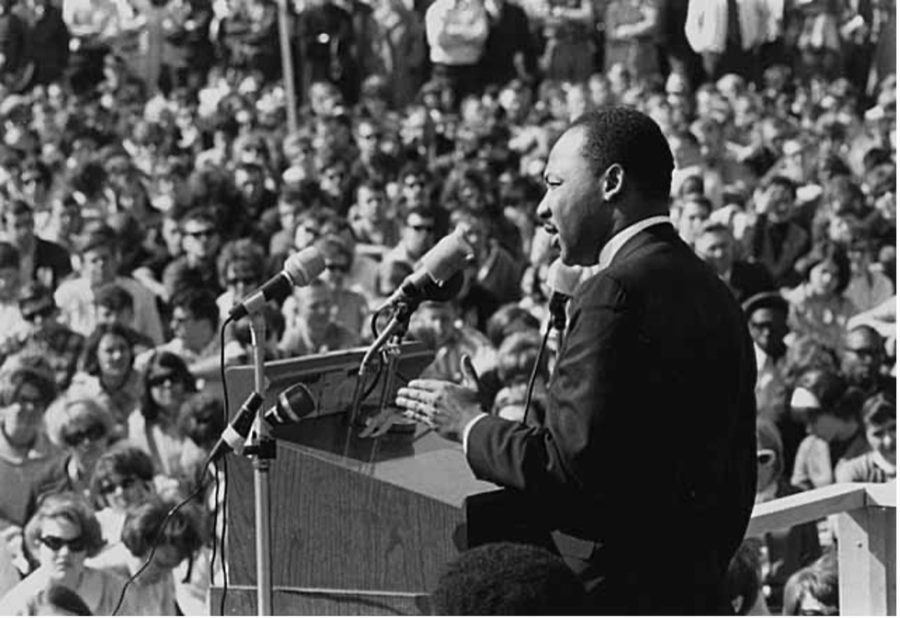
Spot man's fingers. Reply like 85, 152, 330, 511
406, 378, 453, 391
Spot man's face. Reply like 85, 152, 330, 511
401, 213, 435, 259
401, 175, 427, 207
319, 164, 347, 198
866, 419, 896, 465
537, 127, 610, 266
181, 219, 220, 263
356, 122, 380, 156
677, 201, 709, 244
278, 202, 299, 234
695, 230, 734, 275
356, 186, 384, 221
809, 260, 840, 296
415, 304, 456, 348
0, 382, 45, 443
748, 307, 788, 356
225, 262, 260, 301
95, 304, 129, 327
761, 184, 793, 224
5, 210, 34, 248
171, 306, 212, 352
299, 286, 333, 331
293, 218, 321, 251
841, 329, 884, 386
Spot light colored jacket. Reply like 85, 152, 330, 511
684, 0, 767, 53
425, 0, 488, 65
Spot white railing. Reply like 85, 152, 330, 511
747, 482, 896, 615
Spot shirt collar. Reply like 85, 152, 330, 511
596, 215, 672, 271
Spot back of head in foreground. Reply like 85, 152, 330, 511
430, 542, 586, 615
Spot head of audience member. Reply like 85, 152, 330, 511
485, 303, 541, 349
537, 107, 674, 267
353, 181, 388, 225
410, 300, 461, 351
399, 206, 436, 261
232, 303, 285, 359
676, 195, 712, 247
120, 497, 205, 584
430, 542, 586, 614
398, 163, 431, 209
24, 492, 104, 589
290, 278, 333, 335
492, 330, 548, 422
0, 241, 21, 302
292, 206, 336, 251
179, 208, 221, 267
316, 150, 349, 203
217, 238, 266, 303
355, 118, 381, 160
316, 235, 354, 293
140, 351, 196, 425
81, 323, 136, 387
796, 243, 851, 300
177, 392, 225, 455
48, 195, 83, 244
92, 283, 135, 329
4, 199, 37, 252
782, 550, 839, 616
29, 584, 93, 616
0, 355, 56, 449
450, 207, 490, 263
860, 393, 896, 469
743, 292, 790, 359
840, 326, 886, 391
45, 395, 116, 476
76, 224, 120, 290
757, 175, 796, 225
694, 222, 736, 277
755, 418, 784, 499
89, 444, 155, 514
170, 288, 219, 354
791, 369, 864, 443
726, 537, 766, 615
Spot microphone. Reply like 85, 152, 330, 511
547, 259, 582, 331
206, 384, 317, 464
378, 229, 474, 310
229, 247, 326, 320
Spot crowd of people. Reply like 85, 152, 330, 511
0, 0, 893, 614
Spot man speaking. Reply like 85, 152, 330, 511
396, 107, 757, 614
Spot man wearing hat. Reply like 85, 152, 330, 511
743, 291, 790, 427
5, 283, 84, 391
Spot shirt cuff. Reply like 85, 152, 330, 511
462, 412, 489, 456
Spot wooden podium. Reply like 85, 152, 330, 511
214, 344, 496, 615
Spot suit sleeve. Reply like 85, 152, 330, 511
466, 273, 631, 502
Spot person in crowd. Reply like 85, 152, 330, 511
743, 292, 790, 427
844, 233, 894, 314
0, 242, 29, 352
68, 323, 142, 432
540, 0, 594, 83
604, 0, 659, 83
348, 180, 399, 252
2, 200, 72, 292
295, 0, 357, 104
784, 243, 857, 353
675, 193, 712, 248
31, 395, 117, 512
378, 206, 438, 297
143, 288, 220, 381
88, 444, 157, 549
310, 234, 370, 337
840, 325, 892, 396
162, 208, 223, 301
478, 0, 535, 88
54, 224, 164, 346
725, 538, 770, 616
782, 549, 839, 616
695, 222, 775, 303
92, 283, 155, 356
0, 491, 137, 615
409, 299, 496, 384
790, 369, 869, 490
279, 278, 359, 357
215, 237, 267, 321
749, 176, 812, 289
835, 392, 896, 483
753, 418, 821, 612
430, 542, 586, 614
22, 0, 70, 88
491, 329, 548, 423
0, 356, 58, 577
425, 0, 488, 103
127, 351, 196, 481
87, 497, 205, 615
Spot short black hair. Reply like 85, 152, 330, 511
171, 287, 219, 330
430, 542, 585, 614
570, 106, 674, 201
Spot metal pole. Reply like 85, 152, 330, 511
277, 0, 299, 134
249, 315, 273, 615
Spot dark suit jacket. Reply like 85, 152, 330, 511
466, 224, 757, 615
34, 237, 72, 291
728, 259, 776, 304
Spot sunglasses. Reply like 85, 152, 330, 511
757, 449, 776, 466
408, 224, 434, 232
184, 229, 216, 239
39, 535, 86, 553
99, 476, 139, 495
749, 321, 775, 331
227, 276, 257, 286
404, 179, 425, 189
148, 374, 179, 388
325, 262, 349, 272
63, 424, 106, 447
358, 133, 379, 141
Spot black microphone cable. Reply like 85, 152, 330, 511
215, 315, 234, 616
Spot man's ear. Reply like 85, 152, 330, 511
600, 164, 625, 201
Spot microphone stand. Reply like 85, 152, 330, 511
246, 314, 275, 615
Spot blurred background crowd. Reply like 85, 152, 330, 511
0, 0, 893, 614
